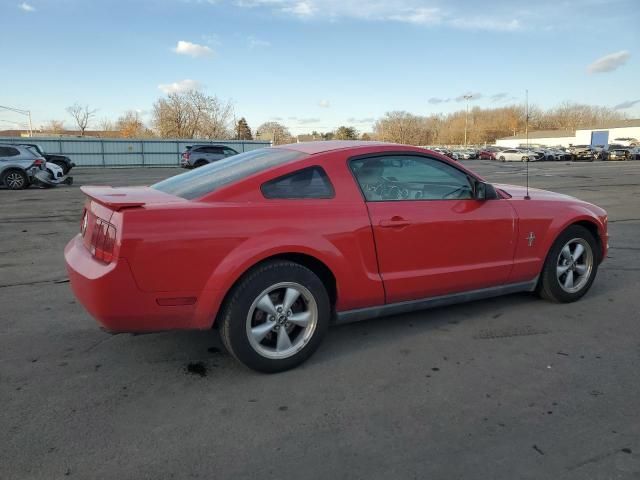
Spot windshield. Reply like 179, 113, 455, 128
152, 147, 304, 200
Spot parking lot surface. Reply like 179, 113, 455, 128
1, 161, 639, 479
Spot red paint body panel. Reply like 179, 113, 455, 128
366, 199, 517, 302
64, 142, 608, 332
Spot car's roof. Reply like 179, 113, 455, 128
276, 140, 391, 155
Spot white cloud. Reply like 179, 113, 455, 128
248, 36, 271, 48
158, 79, 203, 94
232, 0, 526, 32
201, 34, 222, 46
346, 117, 375, 124
490, 92, 508, 102
318, 99, 330, 108
296, 117, 321, 124
18, 2, 35, 12
282, 1, 316, 17
450, 17, 521, 31
587, 50, 630, 74
388, 8, 442, 25
173, 40, 214, 58
455, 92, 482, 102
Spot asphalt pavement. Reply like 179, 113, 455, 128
1, 160, 639, 479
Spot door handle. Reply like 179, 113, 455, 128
379, 216, 410, 228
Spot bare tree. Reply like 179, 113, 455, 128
116, 111, 154, 138
152, 90, 234, 139
99, 117, 115, 132
41, 120, 65, 134
255, 121, 293, 145
66, 103, 97, 136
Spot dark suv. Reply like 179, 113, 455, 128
181, 144, 239, 168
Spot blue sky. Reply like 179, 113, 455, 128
1, 0, 639, 134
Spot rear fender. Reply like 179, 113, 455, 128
192, 230, 346, 329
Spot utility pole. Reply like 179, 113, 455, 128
463, 94, 473, 147
0, 105, 33, 137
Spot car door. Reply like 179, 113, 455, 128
350, 154, 517, 303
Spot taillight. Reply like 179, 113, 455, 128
80, 209, 88, 235
88, 217, 117, 263
33, 158, 45, 167
182, 151, 190, 160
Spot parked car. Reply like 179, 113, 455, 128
569, 145, 597, 162
607, 149, 631, 161
496, 149, 538, 162
18, 143, 75, 174
478, 148, 499, 160
65, 141, 608, 372
0, 144, 46, 189
181, 144, 239, 168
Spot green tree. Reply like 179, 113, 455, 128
334, 126, 358, 140
235, 117, 253, 140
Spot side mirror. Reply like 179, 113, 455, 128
474, 181, 498, 200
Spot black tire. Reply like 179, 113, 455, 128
499, 156, 505, 162
52, 160, 69, 174
522, 156, 529, 162
219, 260, 330, 373
194, 160, 208, 168
2, 169, 30, 190
537, 225, 599, 303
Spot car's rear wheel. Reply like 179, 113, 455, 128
538, 225, 599, 303
219, 260, 330, 373
2, 169, 29, 190
499, 156, 505, 162
194, 160, 208, 168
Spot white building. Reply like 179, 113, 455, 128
495, 119, 640, 148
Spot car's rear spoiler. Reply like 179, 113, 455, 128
80, 186, 187, 211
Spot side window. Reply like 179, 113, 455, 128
350, 155, 473, 201
262, 166, 334, 199
224, 148, 237, 156
0, 147, 20, 157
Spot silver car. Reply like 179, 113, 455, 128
180, 144, 239, 168
0, 144, 46, 189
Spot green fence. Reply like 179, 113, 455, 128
0, 137, 271, 167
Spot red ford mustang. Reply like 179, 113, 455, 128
65, 141, 608, 372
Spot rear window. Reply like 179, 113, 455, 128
152, 147, 305, 200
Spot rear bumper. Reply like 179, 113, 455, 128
65, 235, 201, 332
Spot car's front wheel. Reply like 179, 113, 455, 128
219, 260, 330, 373
538, 225, 599, 303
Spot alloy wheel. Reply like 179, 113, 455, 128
246, 282, 318, 359
5, 172, 25, 189
556, 238, 594, 293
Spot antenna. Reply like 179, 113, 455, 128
525, 89, 531, 200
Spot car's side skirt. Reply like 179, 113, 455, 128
334, 278, 539, 325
